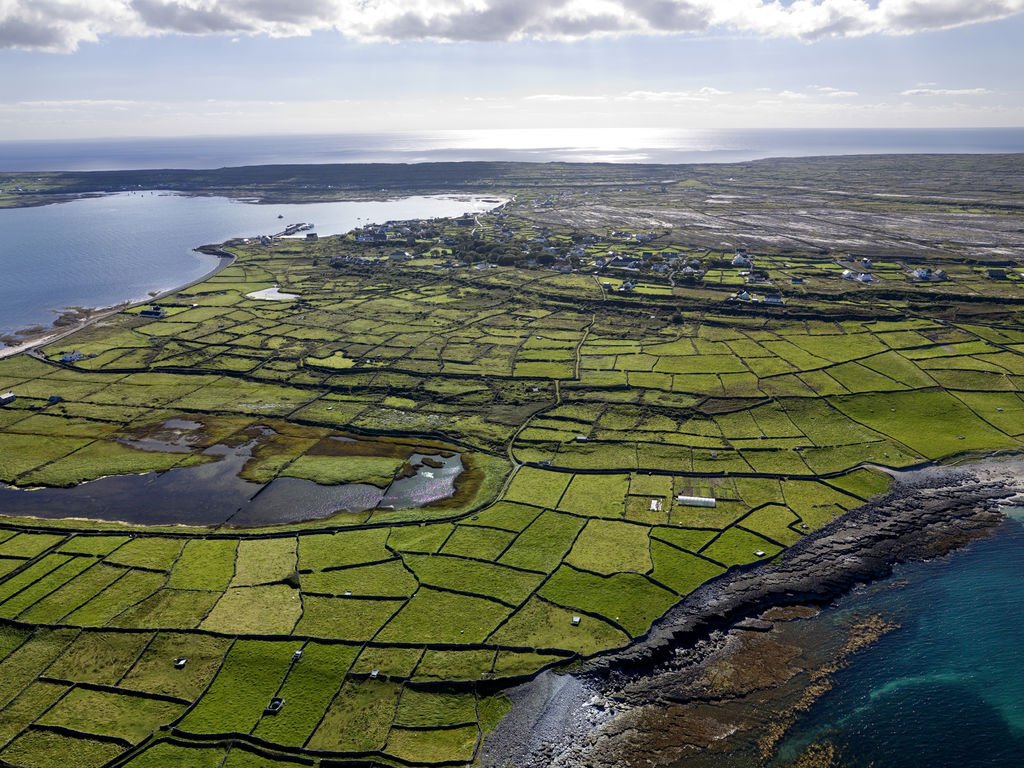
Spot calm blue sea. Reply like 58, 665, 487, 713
1, 128, 1022, 171
0, 192, 495, 342
773, 506, 1024, 767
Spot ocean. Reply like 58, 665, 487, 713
0, 192, 495, 343
773, 506, 1024, 767
1, 128, 1023, 172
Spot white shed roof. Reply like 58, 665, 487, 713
675, 495, 716, 508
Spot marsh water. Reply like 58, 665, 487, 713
0, 191, 496, 342
0, 427, 464, 527
768, 506, 1024, 767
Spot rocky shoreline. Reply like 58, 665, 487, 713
481, 458, 1024, 768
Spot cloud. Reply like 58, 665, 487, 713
813, 86, 859, 98
2, 98, 139, 109
524, 93, 609, 102
523, 87, 731, 104
2, 0, 1023, 52
618, 88, 729, 102
900, 87, 993, 96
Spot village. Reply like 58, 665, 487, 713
263, 202, 1022, 317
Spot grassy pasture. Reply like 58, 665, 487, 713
120, 632, 232, 700
0, 729, 124, 768
168, 539, 237, 590
251, 642, 358, 746
832, 390, 1020, 458
307, 679, 401, 752
499, 512, 585, 572
118, 742, 227, 767
385, 725, 480, 764
43, 630, 152, 685
0, 557, 90, 616
232, 538, 297, 586
0, 681, 68, 751
540, 567, 677, 637
489, 597, 629, 655
104, 537, 183, 571
351, 646, 424, 679
201, 585, 301, 634
294, 595, 401, 639
111, 588, 220, 629
376, 588, 511, 644
39, 687, 184, 743
178, 639, 295, 735
406, 554, 543, 604
301, 559, 416, 597
0, 170, 1022, 766
439, 524, 516, 560
0, 629, 78, 710
0, 534, 66, 560
413, 648, 496, 681
59, 569, 164, 626
565, 520, 652, 575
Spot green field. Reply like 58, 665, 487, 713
0, 158, 1022, 767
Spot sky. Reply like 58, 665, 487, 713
0, 0, 1022, 140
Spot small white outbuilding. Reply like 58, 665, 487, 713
675, 495, 717, 508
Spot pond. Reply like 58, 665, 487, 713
0, 425, 464, 527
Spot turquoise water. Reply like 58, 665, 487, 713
0, 192, 494, 341
774, 506, 1024, 767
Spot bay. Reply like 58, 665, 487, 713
772, 506, 1024, 767
0, 191, 495, 342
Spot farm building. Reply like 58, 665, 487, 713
842, 270, 874, 283
675, 495, 716, 508
0, 393, 15, 406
